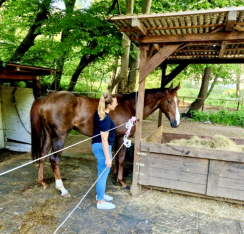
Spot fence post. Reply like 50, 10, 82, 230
237, 99, 240, 111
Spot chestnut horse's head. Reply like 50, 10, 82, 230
158, 83, 181, 128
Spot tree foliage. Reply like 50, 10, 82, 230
1, 0, 244, 93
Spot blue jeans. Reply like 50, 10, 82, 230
92, 143, 112, 201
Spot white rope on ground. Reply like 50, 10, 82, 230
53, 142, 125, 234
0, 122, 127, 177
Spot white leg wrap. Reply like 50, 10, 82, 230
55, 179, 69, 196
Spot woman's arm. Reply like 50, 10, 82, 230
101, 131, 112, 167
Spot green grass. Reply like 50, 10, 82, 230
190, 110, 244, 127
178, 86, 244, 110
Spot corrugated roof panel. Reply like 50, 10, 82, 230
108, 7, 244, 61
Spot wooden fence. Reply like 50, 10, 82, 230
178, 96, 244, 110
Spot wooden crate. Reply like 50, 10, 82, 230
139, 128, 244, 202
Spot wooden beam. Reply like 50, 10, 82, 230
209, 26, 224, 33
165, 58, 244, 64
33, 76, 41, 98
0, 74, 35, 80
225, 10, 237, 31
119, 23, 226, 32
234, 24, 244, 31
0, 67, 18, 73
139, 44, 182, 83
153, 44, 160, 51
148, 44, 161, 60
163, 63, 189, 87
109, 7, 244, 21
178, 49, 219, 52
158, 63, 167, 128
131, 45, 149, 196
131, 31, 244, 44
148, 45, 155, 60
219, 41, 227, 58
131, 18, 147, 35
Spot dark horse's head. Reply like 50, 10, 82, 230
158, 83, 181, 128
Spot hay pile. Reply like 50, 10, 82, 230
169, 135, 244, 152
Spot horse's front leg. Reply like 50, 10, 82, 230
50, 138, 70, 198
38, 135, 51, 189
117, 137, 129, 190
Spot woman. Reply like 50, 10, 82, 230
92, 93, 118, 210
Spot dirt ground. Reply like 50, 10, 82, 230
0, 108, 244, 233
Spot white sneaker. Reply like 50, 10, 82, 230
97, 201, 115, 210
96, 194, 113, 202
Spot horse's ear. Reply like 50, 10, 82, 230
173, 83, 181, 92
112, 84, 118, 94
168, 83, 173, 92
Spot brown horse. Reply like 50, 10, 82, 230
30, 83, 180, 197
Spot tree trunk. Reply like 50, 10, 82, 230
0, 0, 6, 7
126, 0, 151, 92
142, 0, 152, 13
117, 34, 131, 93
186, 66, 212, 117
51, 0, 76, 91
236, 73, 241, 97
67, 51, 104, 91
107, 0, 120, 14
107, 58, 120, 92
207, 65, 222, 98
128, 44, 139, 92
116, 0, 133, 93
9, 0, 51, 62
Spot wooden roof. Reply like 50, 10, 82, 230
0, 62, 60, 81
108, 7, 244, 63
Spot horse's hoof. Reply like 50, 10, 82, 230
62, 192, 71, 198
42, 184, 48, 190
123, 186, 130, 191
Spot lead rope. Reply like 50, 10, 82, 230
53, 117, 136, 234
0, 122, 127, 177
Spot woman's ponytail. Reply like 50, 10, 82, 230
98, 94, 113, 120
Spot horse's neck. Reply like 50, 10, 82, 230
143, 100, 160, 119
124, 89, 162, 119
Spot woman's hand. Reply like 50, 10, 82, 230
105, 158, 112, 168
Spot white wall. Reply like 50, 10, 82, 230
0, 88, 5, 149
1, 86, 34, 152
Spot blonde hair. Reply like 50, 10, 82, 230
98, 93, 113, 120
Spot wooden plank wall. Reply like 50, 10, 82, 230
139, 152, 208, 194
139, 140, 244, 202
216, 162, 244, 201
1, 86, 34, 152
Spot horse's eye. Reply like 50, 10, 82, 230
167, 100, 172, 104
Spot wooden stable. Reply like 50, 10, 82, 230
0, 62, 59, 151
108, 7, 244, 198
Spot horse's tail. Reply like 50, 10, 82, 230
30, 97, 43, 161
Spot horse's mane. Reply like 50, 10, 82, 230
118, 88, 168, 104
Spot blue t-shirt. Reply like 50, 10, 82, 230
92, 111, 116, 145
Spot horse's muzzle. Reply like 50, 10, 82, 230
170, 120, 179, 128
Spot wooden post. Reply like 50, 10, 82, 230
33, 76, 41, 99
130, 45, 149, 196
158, 63, 167, 127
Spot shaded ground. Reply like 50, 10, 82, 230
0, 109, 244, 233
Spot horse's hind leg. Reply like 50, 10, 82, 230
50, 138, 70, 197
38, 134, 51, 189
